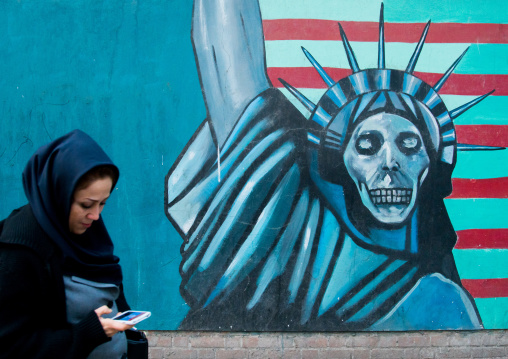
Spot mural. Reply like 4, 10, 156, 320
165, 0, 504, 331
0, 0, 506, 331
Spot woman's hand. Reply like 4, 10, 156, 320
94, 305, 134, 337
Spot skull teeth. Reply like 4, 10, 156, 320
368, 188, 412, 205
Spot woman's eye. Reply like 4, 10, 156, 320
355, 133, 382, 155
396, 133, 422, 155
80, 203, 93, 209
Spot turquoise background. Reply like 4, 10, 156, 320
0, 0, 202, 329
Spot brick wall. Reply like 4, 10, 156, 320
146, 330, 508, 358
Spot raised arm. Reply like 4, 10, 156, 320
192, 0, 271, 148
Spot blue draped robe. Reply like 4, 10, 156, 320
166, 88, 482, 331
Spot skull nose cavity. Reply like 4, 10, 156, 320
382, 160, 400, 171
381, 147, 400, 171
368, 188, 412, 205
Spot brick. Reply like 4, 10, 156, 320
319, 349, 352, 359
351, 349, 370, 359
403, 348, 424, 359
466, 333, 484, 347
301, 349, 319, 359
397, 335, 413, 347
282, 335, 296, 349
351, 334, 379, 347
149, 347, 164, 359
375, 335, 398, 348
257, 336, 282, 348
173, 335, 190, 348
156, 336, 173, 347
371, 348, 405, 359
196, 349, 216, 358
329, 335, 353, 348
225, 335, 243, 348
471, 347, 506, 358
498, 332, 508, 345
148, 334, 159, 346
281, 349, 301, 358
249, 349, 283, 359
243, 336, 260, 348
216, 349, 247, 359
398, 334, 429, 347
482, 332, 508, 346
430, 334, 449, 347
419, 347, 437, 359
294, 336, 328, 348
413, 334, 431, 347
449, 333, 471, 347
438, 347, 474, 358
165, 348, 192, 358
190, 335, 225, 348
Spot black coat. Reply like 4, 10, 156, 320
0, 205, 128, 359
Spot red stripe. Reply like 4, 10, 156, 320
263, 19, 508, 44
456, 125, 508, 147
461, 278, 508, 298
455, 229, 508, 249
268, 67, 506, 96
449, 177, 508, 199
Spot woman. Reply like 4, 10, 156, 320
0, 129, 133, 358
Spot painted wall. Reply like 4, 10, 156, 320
0, 0, 507, 330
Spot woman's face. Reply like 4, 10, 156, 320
68, 177, 113, 235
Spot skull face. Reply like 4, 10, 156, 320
343, 113, 430, 224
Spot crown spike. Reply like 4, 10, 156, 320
301, 47, 335, 87
378, 3, 385, 69
406, 20, 431, 74
278, 78, 316, 113
434, 47, 469, 92
457, 143, 505, 151
449, 90, 495, 119
338, 23, 360, 73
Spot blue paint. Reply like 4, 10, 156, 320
370, 273, 482, 330
289, 199, 320, 303
302, 209, 340, 323
248, 189, 310, 310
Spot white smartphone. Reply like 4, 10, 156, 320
112, 310, 151, 325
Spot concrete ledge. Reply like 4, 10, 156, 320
145, 330, 508, 358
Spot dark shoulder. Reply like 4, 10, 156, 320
0, 205, 56, 260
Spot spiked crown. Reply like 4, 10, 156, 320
279, 3, 499, 174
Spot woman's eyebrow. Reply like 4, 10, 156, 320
83, 196, 110, 202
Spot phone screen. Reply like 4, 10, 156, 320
114, 311, 147, 321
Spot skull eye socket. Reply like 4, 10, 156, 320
396, 132, 422, 155
355, 133, 382, 155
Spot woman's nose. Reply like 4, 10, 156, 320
87, 206, 100, 220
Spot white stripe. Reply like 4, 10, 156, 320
260, 0, 386, 21
265, 40, 470, 74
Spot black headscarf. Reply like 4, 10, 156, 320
22, 129, 123, 285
